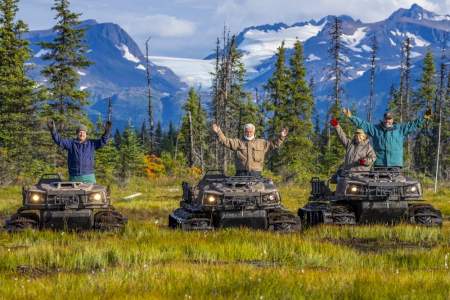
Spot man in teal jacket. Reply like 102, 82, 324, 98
342, 109, 432, 167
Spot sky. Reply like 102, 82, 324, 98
18, 0, 450, 58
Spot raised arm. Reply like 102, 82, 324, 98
399, 117, 425, 136
263, 128, 287, 152
48, 120, 72, 150
343, 108, 376, 137
92, 121, 112, 149
335, 125, 350, 147
213, 124, 240, 151
330, 118, 350, 147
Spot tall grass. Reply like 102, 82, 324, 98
0, 178, 449, 299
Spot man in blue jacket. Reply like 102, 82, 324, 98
342, 109, 432, 167
48, 120, 112, 183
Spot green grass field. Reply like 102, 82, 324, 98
0, 178, 449, 299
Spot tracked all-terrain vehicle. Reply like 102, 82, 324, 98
169, 171, 300, 231
5, 174, 127, 232
299, 167, 442, 227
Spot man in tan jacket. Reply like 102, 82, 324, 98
212, 123, 288, 176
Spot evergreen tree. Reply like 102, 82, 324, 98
154, 121, 163, 155
94, 114, 118, 184
161, 121, 177, 155
113, 128, 121, 148
139, 121, 149, 150
179, 88, 208, 169
442, 70, 450, 179
413, 50, 436, 173
40, 0, 92, 133
321, 16, 348, 175
279, 40, 315, 181
0, 0, 42, 184
238, 95, 264, 137
264, 41, 290, 171
117, 124, 145, 185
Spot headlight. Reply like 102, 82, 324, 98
29, 192, 44, 203
346, 185, 360, 194
263, 193, 278, 202
89, 192, 103, 202
405, 184, 420, 194
203, 194, 219, 205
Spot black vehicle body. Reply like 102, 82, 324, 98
169, 171, 300, 231
299, 167, 442, 227
5, 174, 127, 232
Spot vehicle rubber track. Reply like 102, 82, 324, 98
409, 204, 442, 227
168, 208, 213, 230
94, 210, 128, 231
299, 202, 356, 226
5, 214, 38, 232
267, 209, 301, 232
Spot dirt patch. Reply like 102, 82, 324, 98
16, 265, 53, 278
324, 237, 437, 253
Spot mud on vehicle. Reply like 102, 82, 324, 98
5, 174, 127, 232
299, 167, 442, 227
169, 171, 300, 232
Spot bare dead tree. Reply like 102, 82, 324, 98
367, 35, 378, 122
434, 36, 447, 192
145, 36, 154, 154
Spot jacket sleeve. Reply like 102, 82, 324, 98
349, 116, 376, 137
334, 125, 350, 147
92, 128, 111, 150
365, 145, 377, 166
399, 117, 425, 136
50, 128, 72, 150
265, 135, 286, 152
216, 129, 240, 151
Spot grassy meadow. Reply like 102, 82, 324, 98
0, 178, 450, 299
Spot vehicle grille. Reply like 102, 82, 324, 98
367, 186, 401, 197
223, 196, 258, 207
46, 195, 81, 206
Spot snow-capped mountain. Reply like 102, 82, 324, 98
236, 4, 449, 118
24, 20, 187, 130
155, 4, 449, 121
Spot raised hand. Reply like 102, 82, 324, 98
330, 118, 339, 127
342, 108, 352, 118
281, 128, 289, 137
212, 123, 220, 133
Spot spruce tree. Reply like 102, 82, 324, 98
413, 50, 436, 173
179, 88, 208, 169
0, 0, 41, 184
264, 41, 290, 171
40, 0, 92, 133
117, 124, 145, 185
279, 40, 315, 181
321, 16, 348, 175
154, 121, 163, 155
161, 121, 177, 155
94, 114, 118, 184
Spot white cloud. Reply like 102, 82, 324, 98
18, 0, 450, 58
119, 14, 196, 38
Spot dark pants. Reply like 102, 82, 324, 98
236, 170, 261, 177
